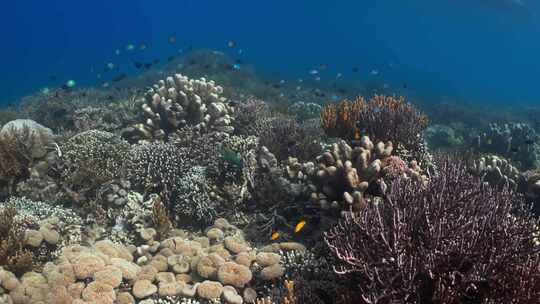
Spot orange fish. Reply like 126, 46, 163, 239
271, 231, 280, 241
294, 220, 306, 233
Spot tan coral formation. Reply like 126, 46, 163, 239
469, 154, 519, 189
129, 73, 235, 140
309, 136, 427, 211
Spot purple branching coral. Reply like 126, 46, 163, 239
324, 158, 540, 304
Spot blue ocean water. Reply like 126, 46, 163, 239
1, 0, 539, 106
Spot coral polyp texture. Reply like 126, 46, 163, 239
321, 95, 429, 164
324, 158, 540, 303
130, 73, 235, 141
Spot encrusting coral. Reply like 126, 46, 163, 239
128, 73, 235, 141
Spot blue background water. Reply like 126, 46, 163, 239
1, 0, 538, 106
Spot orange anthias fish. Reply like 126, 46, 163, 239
271, 231, 280, 241
294, 220, 306, 234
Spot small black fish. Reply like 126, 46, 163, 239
153, 59, 160, 64
134, 62, 143, 69
352, 67, 359, 73
112, 74, 127, 82
167, 56, 175, 62
235, 59, 243, 64
203, 64, 211, 69
525, 139, 535, 145
511, 146, 519, 153
403, 83, 408, 89
144, 63, 152, 69
272, 84, 281, 89
338, 88, 347, 94
188, 59, 196, 65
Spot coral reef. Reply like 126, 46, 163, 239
325, 158, 540, 303
288, 101, 323, 122
0, 207, 34, 276
424, 123, 464, 150
309, 136, 426, 212
321, 95, 429, 163
254, 115, 323, 163
0, 119, 55, 159
0, 119, 56, 197
59, 130, 130, 204
4, 49, 540, 304
125, 142, 185, 209
19, 87, 141, 133
0, 217, 307, 304
474, 122, 540, 170
173, 166, 217, 225
0, 134, 31, 196
128, 74, 235, 141
468, 154, 520, 189
518, 169, 540, 215
232, 97, 272, 136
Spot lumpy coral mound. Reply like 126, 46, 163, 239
325, 157, 540, 303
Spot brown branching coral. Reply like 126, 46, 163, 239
0, 207, 34, 276
325, 158, 540, 303
151, 195, 172, 240
0, 133, 32, 195
321, 95, 429, 163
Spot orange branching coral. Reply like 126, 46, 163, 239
321, 96, 366, 140
322, 95, 429, 162
283, 280, 297, 304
